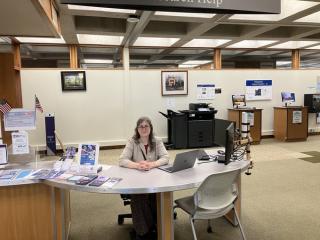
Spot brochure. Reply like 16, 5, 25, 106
103, 177, 122, 188
14, 169, 33, 180
79, 143, 99, 166
0, 169, 21, 180
29, 169, 52, 179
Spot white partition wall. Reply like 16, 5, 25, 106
21, 69, 320, 147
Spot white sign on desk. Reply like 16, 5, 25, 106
0, 144, 8, 164
292, 110, 302, 124
12, 131, 29, 154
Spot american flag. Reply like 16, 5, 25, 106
35, 95, 43, 113
0, 99, 12, 114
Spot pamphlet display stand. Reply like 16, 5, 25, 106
273, 106, 308, 141
228, 108, 262, 144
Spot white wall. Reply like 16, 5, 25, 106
21, 69, 320, 147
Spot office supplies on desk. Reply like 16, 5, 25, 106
158, 150, 199, 173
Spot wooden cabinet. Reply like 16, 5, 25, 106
273, 107, 308, 141
228, 108, 262, 144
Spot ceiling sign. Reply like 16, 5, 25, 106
61, 0, 281, 14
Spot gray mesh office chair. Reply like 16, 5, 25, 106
174, 169, 246, 240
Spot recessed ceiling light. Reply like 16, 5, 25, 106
77, 34, 124, 45
229, 0, 318, 22
133, 37, 179, 47
227, 40, 276, 48
67, 4, 136, 14
83, 59, 113, 64
155, 11, 215, 18
183, 39, 230, 48
15, 37, 65, 44
269, 41, 319, 49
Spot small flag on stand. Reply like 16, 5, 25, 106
35, 95, 43, 113
0, 99, 12, 114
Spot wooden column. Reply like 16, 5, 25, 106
214, 48, 222, 70
0, 42, 22, 144
69, 45, 78, 68
292, 49, 300, 69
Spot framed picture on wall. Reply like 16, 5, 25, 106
61, 71, 86, 91
161, 71, 188, 96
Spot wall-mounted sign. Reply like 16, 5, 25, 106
61, 0, 280, 14
246, 80, 272, 101
197, 84, 215, 100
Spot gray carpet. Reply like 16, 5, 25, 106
69, 138, 320, 240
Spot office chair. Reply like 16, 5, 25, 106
117, 194, 132, 225
174, 169, 246, 240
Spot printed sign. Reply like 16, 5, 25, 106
246, 80, 272, 101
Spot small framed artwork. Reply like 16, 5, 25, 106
161, 71, 188, 96
61, 71, 86, 91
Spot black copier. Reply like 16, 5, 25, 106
159, 103, 217, 149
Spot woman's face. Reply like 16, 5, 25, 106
137, 120, 151, 138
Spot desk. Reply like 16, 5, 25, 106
274, 106, 308, 141
228, 108, 263, 144
1, 160, 249, 240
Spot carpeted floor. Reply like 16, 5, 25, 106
69, 136, 320, 240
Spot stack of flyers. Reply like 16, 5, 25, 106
45, 170, 65, 179
14, 169, 33, 180
29, 169, 52, 179
0, 169, 21, 180
103, 177, 122, 188
56, 173, 73, 180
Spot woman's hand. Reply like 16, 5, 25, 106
137, 161, 157, 171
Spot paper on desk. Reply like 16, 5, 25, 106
103, 177, 122, 188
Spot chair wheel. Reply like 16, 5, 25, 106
173, 212, 177, 219
207, 226, 213, 233
118, 216, 124, 225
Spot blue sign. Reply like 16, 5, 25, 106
246, 80, 272, 87
45, 114, 56, 155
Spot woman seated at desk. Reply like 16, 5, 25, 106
119, 116, 169, 240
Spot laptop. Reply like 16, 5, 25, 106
158, 150, 200, 173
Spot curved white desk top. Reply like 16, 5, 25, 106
45, 160, 249, 194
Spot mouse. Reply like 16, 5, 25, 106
217, 150, 225, 155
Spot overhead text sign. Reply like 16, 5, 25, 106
62, 0, 281, 14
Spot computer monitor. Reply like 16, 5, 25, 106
281, 92, 295, 106
224, 122, 235, 165
232, 95, 246, 108
214, 118, 234, 147
214, 119, 235, 165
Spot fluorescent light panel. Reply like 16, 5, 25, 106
68, 4, 136, 14
133, 37, 179, 47
295, 11, 320, 23
269, 41, 319, 49
183, 39, 230, 48
155, 11, 215, 18
15, 37, 65, 44
83, 59, 113, 64
306, 45, 320, 50
182, 60, 212, 65
230, 0, 318, 22
227, 40, 276, 48
77, 34, 123, 45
